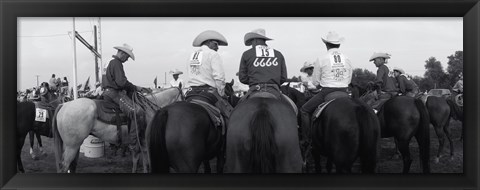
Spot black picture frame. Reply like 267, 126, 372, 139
1, 0, 479, 189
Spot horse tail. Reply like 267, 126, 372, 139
249, 102, 277, 173
414, 98, 431, 173
148, 108, 169, 173
52, 104, 64, 172
353, 98, 379, 173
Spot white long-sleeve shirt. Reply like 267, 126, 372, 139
187, 45, 226, 96
170, 78, 184, 88
312, 48, 352, 88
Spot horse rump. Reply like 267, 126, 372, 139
147, 108, 170, 173
249, 102, 278, 173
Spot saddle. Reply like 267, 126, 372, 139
93, 100, 130, 145
186, 93, 225, 135
312, 91, 350, 121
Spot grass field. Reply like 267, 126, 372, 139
20, 120, 463, 173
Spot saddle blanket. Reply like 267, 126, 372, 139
34, 102, 54, 122
312, 99, 336, 121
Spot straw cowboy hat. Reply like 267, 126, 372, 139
170, 69, 184, 75
393, 67, 405, 75
114, 43, 135, 60
369, 52, 391, 62
192, 30, 228, 47
300, 61, 314, 72
322, 31, 345, 45
244, 28, 273, 46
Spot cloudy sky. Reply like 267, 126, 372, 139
18, 17, 462, 91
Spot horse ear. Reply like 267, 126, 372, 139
230, 79, 234, 85
179, 82, 183, 89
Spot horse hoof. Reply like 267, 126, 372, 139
434, 157, 440, 164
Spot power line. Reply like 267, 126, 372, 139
18, 31, 92, 38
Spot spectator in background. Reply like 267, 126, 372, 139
49, 74, 57, 92
169, 69, 184, 88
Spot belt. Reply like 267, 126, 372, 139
250, 83, 279, 91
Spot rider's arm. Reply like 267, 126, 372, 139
279, 52, 287, 85
397, 76, 406, 94
311, 58, 321, 87
112, 61, 135, 92
211, 53, 226, 96
239, 51, 249, 85
375, 66, 386, 89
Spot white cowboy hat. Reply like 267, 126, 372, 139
192, 30, 228, 47
393, 67, 405, 75
170, 69, 183, 75
321, 31, 345, 45
369, 52, 391, 62
300, 61, 314, 72
114, 43, 135, 60
244, 28, 273, 46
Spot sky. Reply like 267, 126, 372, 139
18, 17, 462, 91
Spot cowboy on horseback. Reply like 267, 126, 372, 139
238, 28, 287, 101
101, 43, 152, 152
452, 72, 463, 106
367, 52, 398, 110
300, 31, 353, 140
185, 30, 233, 119
300, 61, 319, 100
393, 67, 419, 97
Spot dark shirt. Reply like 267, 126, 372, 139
239, 45, 287, 87
375, 64, 397, 92
102, 56, 135, 92
396, 75, 418, 94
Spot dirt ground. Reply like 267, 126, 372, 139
20, 120, 463, 173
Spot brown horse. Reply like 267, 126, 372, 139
52, 88, 182, 173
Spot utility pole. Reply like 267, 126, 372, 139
35, 75, 40, 87
164, 72, 167, 88
72, 17, 78, 100
94, 25, 99, 83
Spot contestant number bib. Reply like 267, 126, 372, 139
35, 108, 47, 122
255, 46, 275, 58
329, 52, 346, 67
189, 51, 203, 66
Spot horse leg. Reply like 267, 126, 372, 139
203, 160, 211, 173
68, 150, 80, 173
390, 138, 400, 160
433, 124, 446, 164
61, 146, 80, 173
216, 153, 225, 173
17, 136, 26, 173
397, 139, 412, 173
28, 131, 36, 159
131, 146, 140, 173
142, 149, 149, 173
443, 118, 455, 160
36, 132, 45, 156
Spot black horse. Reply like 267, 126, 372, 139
446, 98, 463, 140
311, 97, 380, 173
16, 89, 64, 173
147, 81, 235, 173
425, 96, 454, 163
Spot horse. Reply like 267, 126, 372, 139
360, 92, 431, 173
225, 91, 303, 173
147, 81, 236, 173
310, 97, 380, 173
424, 96, 454, 163
52, 87, 183, 173
16, 89, 65, 173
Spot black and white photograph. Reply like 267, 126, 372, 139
16, 17, 464, 174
